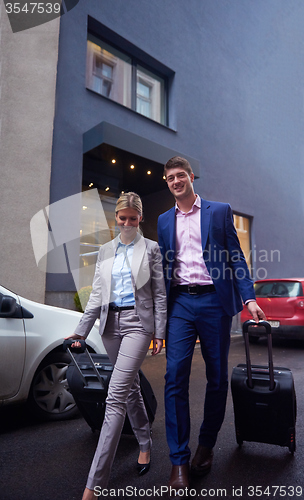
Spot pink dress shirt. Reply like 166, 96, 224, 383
172, 195, 213, 286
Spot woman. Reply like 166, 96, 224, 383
66, 192, 167, 500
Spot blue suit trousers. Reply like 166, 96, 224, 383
165, 289, 232, 464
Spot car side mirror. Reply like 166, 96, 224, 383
0, 295, 17, 317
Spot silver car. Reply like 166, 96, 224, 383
0, 284, 105, 420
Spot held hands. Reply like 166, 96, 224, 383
246, 301, 266, 323
151, 336, 163, 356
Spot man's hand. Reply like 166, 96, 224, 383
246, 301, 266, 323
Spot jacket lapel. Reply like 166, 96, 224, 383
200, 197, 211, 250
169, 207, 176, 251
132, 233, 149, 290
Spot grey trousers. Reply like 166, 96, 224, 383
86, 309, 153, 490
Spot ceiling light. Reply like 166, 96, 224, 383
112, 159, 116, 164
89, 183, 94, 187
130, 165, 135, 169
147, 170, 151, 175
105, 187, 110, 191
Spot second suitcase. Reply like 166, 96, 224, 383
231, 320, 296, 453
63, 340, 157, 433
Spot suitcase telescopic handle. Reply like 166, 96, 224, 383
242, 320, 275, 391
62, 339, 104, 386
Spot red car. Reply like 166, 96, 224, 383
241, 278, 304, 343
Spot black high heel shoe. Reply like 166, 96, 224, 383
136, 461, 151, 476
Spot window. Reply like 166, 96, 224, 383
93, 59, 113, 97
86, 34, 167, 125
254, 281, 303, 298
136, 66, 165, 123
137, 76, 151, 117
86, 37, 132, 108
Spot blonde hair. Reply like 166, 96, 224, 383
115, 192, 143, 217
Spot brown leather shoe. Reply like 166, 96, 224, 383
190, 445, 213, 476
169, 464, 190, 489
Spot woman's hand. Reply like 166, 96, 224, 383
64, 333, 85, 348
151, 337, 163, 356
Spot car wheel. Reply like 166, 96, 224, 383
28, 352, 79, 421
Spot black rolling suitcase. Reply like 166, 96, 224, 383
63, 339, 157, 433
231, 320, 296, 453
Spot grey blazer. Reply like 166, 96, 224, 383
74, 233, 167, 340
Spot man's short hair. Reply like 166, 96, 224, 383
164, 156, 193, 177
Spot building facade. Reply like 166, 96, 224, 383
2, 0, 304, 312
0, 7, 60, 302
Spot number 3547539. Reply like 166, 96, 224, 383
247, 485, 303, 497
5, 3, 61, 14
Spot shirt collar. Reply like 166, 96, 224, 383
117, 235, 136, 248
175, 194, 201, 214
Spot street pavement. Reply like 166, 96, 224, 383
1, 334, 304, 500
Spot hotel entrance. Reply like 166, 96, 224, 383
79, 141, 174, 290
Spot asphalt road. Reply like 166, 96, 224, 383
1, 334, 304, 500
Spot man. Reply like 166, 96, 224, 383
157, 156, 265, 491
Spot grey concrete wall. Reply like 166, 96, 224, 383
0, 13, 60, 302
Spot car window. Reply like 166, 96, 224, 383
254, 281, 303, 297
254, 283, 273, 296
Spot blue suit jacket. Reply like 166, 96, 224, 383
157, 197, 255, 317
